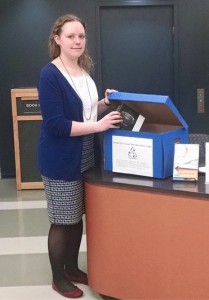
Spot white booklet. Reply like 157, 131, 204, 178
173, 144, 199, 181
205, 143, 209, 183
132, 114, 145, 131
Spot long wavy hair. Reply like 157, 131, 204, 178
48, 14, 93, 74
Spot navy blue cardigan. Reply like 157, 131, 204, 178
37, 63, 85, 181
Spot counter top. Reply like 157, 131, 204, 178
84, 167, 209, 199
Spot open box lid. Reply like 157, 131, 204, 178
108, 92, 188, 130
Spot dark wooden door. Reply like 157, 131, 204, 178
97, 3, 178, 102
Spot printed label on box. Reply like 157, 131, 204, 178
112, 136, 153, 176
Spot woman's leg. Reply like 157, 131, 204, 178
48, 224, 77, 291
65, 219, 88, 282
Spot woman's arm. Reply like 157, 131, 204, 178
71, 110, 122, 136
70, 89, 123, 136
70, 88, 121, 137
97, 89, 115, 115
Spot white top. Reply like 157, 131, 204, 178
60, 69, 98, 122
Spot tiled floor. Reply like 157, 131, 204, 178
0, 178, 107, 300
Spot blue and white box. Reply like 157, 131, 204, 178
104, 92, 189, 179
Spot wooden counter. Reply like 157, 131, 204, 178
84, 168, 209, 300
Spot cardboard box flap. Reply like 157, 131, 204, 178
108, 92, 188, 129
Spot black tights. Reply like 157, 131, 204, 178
48, 220, 83, 290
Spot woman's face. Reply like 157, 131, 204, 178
55, 21, 86, 59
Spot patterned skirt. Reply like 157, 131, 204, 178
42, 135, 94, 225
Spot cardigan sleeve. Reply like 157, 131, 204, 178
38, 68, 72, 138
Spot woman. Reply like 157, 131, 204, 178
37, 14, 122, 298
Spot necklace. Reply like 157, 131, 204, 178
59, 56, 93, 120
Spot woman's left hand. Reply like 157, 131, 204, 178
104, 89, 118, 106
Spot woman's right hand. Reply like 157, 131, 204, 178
97, 111, 123, 132
71, 111, 123, 136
